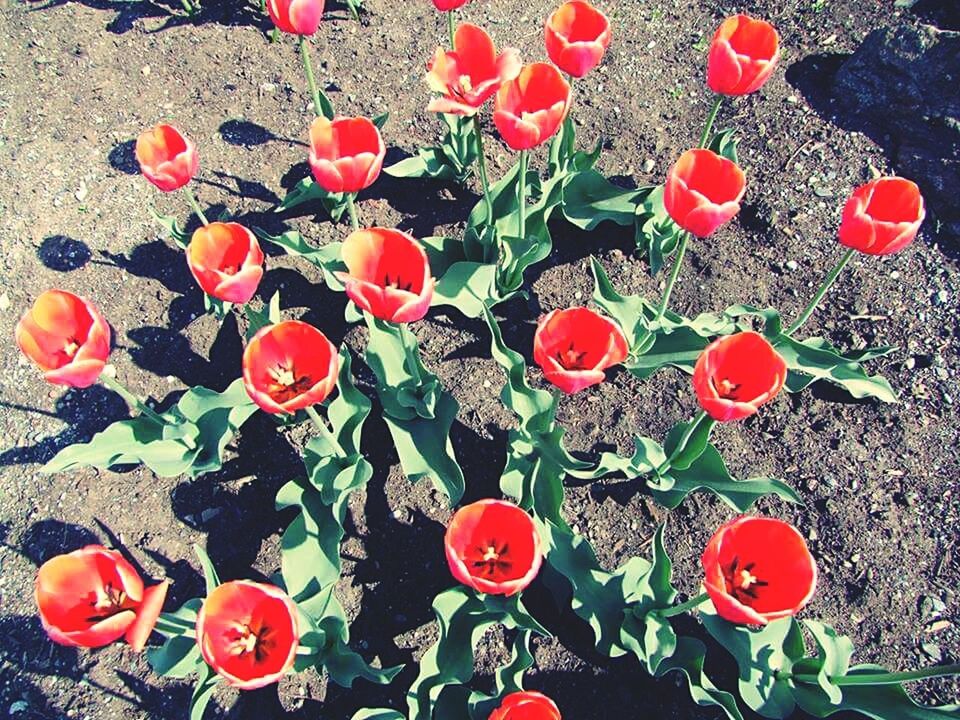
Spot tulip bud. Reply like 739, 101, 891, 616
493, 63, 571, 150
187, 223, 265, 304
664, 148, 745, 237
308, 116, 386, 194
135, 124, 199, 193
267, 0, 325, 35
544, 1, 611, 78
838, 176, 925, 256
706, 14, 780, 96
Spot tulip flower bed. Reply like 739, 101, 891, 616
2, 0, 959, 719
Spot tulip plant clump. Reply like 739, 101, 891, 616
18, 1, 958, 719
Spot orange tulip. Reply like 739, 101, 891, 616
16, 290, 111, 388
493, 63, 571, 150
444, 499, 542, 596
838, 177, 925, 256
426, 23, 522, 116
532, 307, 628, 394
544, 1, 611, 78
336, 228, 435, 323
267, 0, 324, 35
692, 331, 787, 422
135, 124, 199, 192
707, 15, 780, 96
35, 545, 168, 651
196, 580, 299, 690
489, 691, 562, 720
664, 148, 745, 237
187, 222, 265, 304
242, 320, 339, 414
308, 116, 386, 194
702, 516, 817, 625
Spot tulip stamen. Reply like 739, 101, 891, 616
714, 377, 742, 400
87, 582, 128, 619
266, 364, 315, 402
63, 339, 80, 358
556, 342, 588, 370
225, 621, 276, 662
382, 274, 414, 292
724, 557, 768, 603
469, 540, 513, 578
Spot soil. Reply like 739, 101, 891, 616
0, 0, 958, 718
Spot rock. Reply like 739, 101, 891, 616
833, 25, 960, 234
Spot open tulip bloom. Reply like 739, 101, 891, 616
196, 580, 299, 690
489, 691, 562, 720
445, 499, 542, 596
533, 307, 628, 394
187, 222, 265, 305
707, 14, 780, 97
36, 545, 168, 651
544, 0, 611, 79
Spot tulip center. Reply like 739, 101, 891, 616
87, 582, 128, 620
723, 556, 768, 603
467, 539, 513, 579
266, 364, 314, 402
714, 377, 743, 400
63, 339, 80, 358
556, 343, 588, 370
221, 264, 239, 276
225, 620, 276, 663
381, 273, 414, 293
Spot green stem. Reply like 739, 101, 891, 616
699, 95, 723, 148
655, 231, 690, 323
154, 613, 196, 637
472, 115, 493, 226
660, 591, 710, 618
399, 324, 423, 384
270, 26, 279, 43
299, 35, 325, 118
655, 410, 711, 475
178, 0, 196, 15
183, 186, 209, 226
447, 9, 456, 48
346, 193, 360, 231
100, 374, 168, 427
784, 247, 855, 337
789, 664, 960, 687
304, 405, 346, 457
517, 150, 528, 240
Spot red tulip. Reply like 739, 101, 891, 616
135, 124, 199, 193
838, 177, 925, 256
707, 14, 780, 96
544, 1, 611, 78
308, 116, 386, 194
267, 0, 324, 35
35, 545, 168, 651
242, 320, 339, 414
664, 148, 745, 237
692, 331, 786, 422
489, 691, 562, 720
426, 23, 522, 117
15, 290, 111, 389
432, 0, 468, 9
532, 307, 628, 394
335, 228, 435, 323
493, 63, 571, 150
445, 499, 542, 596
187, 222, 265, 304
702, 516, 817, 626
196, 580, 299, 690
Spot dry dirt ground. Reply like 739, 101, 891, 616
0, 0, 958, 718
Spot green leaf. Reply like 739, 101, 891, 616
255, 227, 345, 290
275, 176, 350, 221
465, 630, 536, 720
794, 620, 855, 705
561, 170, 649, 231
633, 186, 682, 276
433, 261, 498, 318
150, 208, 190, 249
775, 335, 898, 403
701, 606, 802, 718
386, 114, 476, 185
661, 417, 715, 472
656, 636, 745, 720
244, 291, 282, 340
147, 635, 202, 678
653, 442, 800, 512
351, 711, 406, 720
193, 543, 220, 595
372, 112, 389, 129
189, 664, 218, 720
707, 128, 740, 164
568, 434, 667, 480
547, 114, 601, 179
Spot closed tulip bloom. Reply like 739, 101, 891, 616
838, 177, 925, 256
493, 63, 571, 150
335, 228, 435, 324
308, 116, 386, 194
36, 545, 168, 651
267, 0, 324, 35
533, 307, 628, 394
16, 290, 111, 389
707, 14, 780, 96
242, 320, 339, 414
544, 1, 611, 78
445, 499, 542, 596
187, 223, 265, 304
426, 23, 522, 116
433, 0, 468, 9
692, 331, 787, 422
664, 148, 745, 237
135, 124, 199, 192
702, 516, 817, 626
196, 580, 299, 690
489, 691, 562, 720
